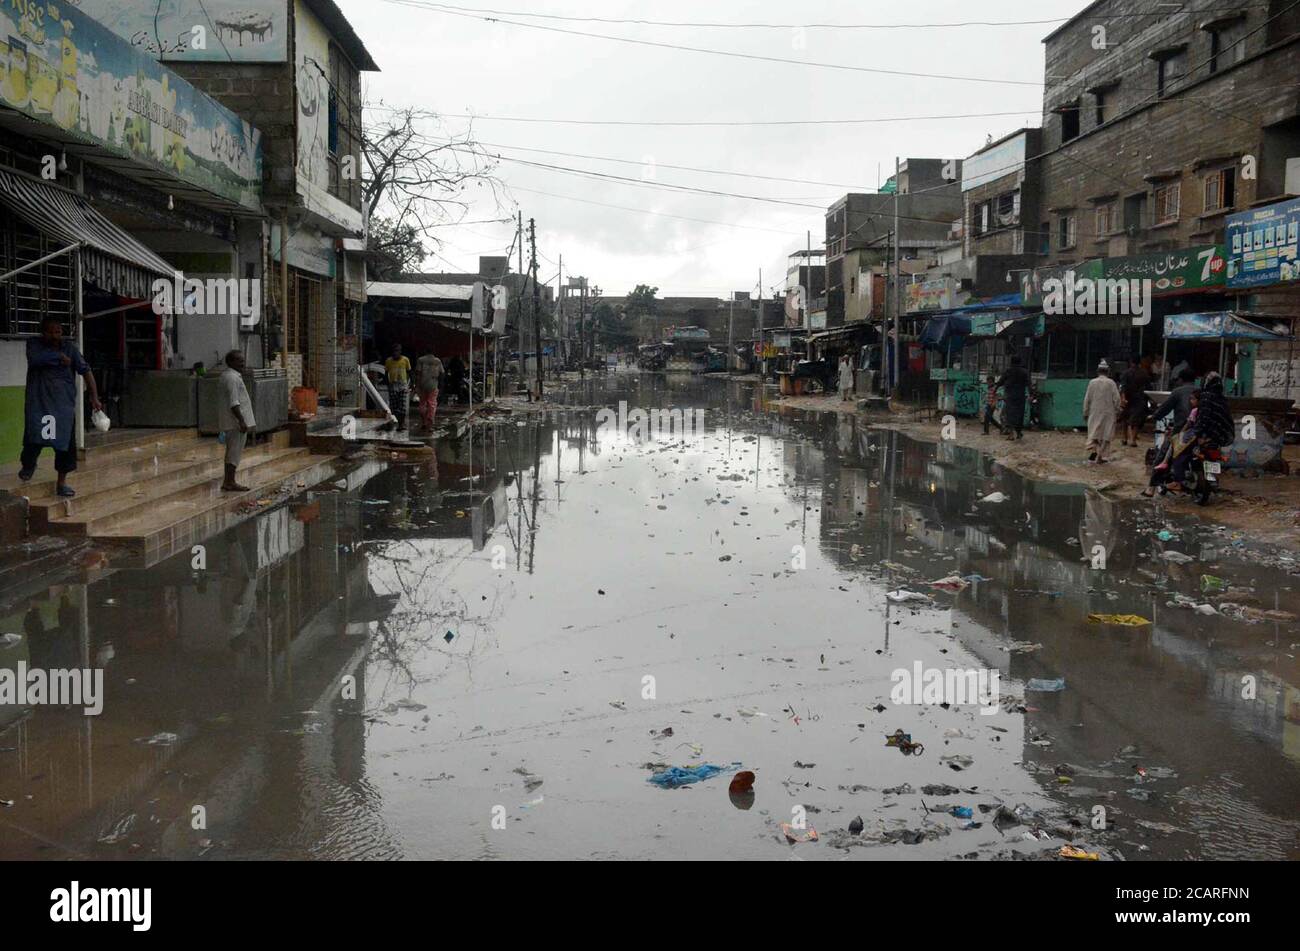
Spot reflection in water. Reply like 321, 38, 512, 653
0, 372, 1297, 860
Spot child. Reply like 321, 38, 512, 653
1144, 390, 1200, 497
983, 375, 1001, 435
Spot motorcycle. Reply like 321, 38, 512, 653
1182, 445, 1225, 506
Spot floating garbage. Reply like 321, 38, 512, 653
928, 576, 969, 591
950, 806, 974, 819
980, 492, 1008, 504
885, 729, 924, 755
1201, 575, 1228, 593
1059, 845, 1101, 861
646, 763, 739, 789
0, 633, 21, 649
781, 823, 818, 844
1026, 678, 1066, 692
886, 590, 931, 604
728, 771, 755, 794
1161, 551, 1195, 564
1087, 614, 1152, 627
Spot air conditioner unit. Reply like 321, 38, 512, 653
1286, 157, 1300, 195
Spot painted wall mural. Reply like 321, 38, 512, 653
70, 0, 287, 62
0, 1, 262, 208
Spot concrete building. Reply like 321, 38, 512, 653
1039, 1, 1300, 268
87, 0, 382, 404
825, 159, 965, 327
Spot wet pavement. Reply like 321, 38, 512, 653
2, 371, 1299, 860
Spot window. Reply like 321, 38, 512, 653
974, 201, 990, 235
1060, 102, 1080, 143
1209, 21, 1248, 74
1202, 168, 1237, 213
1058, 215, 1077, 250
996, 191, 1019, 226
1156, 49, 1188, 97
1040, 222, 1051, 255
327, 43, 362, 208
1154, 182, 1181, 224
1095, 89, 1110, 125
1095, 202, 1117, 236
1123, 193, 1147, 232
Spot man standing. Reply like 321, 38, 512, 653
1083, 360, 1122, 464
384, 344, 411, 430
416, 350, 444, 431
18, 316, 102, 499
219, 351, 255, 493
837, 354, 854, 402
996, 355, 1031, 440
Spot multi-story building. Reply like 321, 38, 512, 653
1034, 0, 1300, 387
1039, 0, 1299, 274
825, 159, 965, 327
82, 0, 380, 404
0, 1, 265, 462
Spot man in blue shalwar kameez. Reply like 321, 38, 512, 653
18, 316, 103, 499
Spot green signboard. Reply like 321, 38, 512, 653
1099, 246, 1227, 294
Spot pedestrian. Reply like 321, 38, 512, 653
384, 343, 411, 429
982, 374, 1001, 435
996, 355, 1030, 440
1118, 356, 1153, 447
219, 350, 255, 493
838, 354, 854, 402
416, 350, 444, 430
17, 315, 103, 499
1083, 359, 1121, 463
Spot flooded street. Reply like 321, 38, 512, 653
3, 372, 1299, 861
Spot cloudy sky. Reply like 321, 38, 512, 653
338, 0, 1093, 298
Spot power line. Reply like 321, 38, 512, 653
376, 0, 1044, 87
508, 185, 809, 236
372, 1, 1272, 30
368, 102, 1043, 128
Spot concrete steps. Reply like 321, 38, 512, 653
4, 427, 342, 566
97, 452, 339, 564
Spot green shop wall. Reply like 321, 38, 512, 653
1, 385, 22, 465
1039, 378, 1089, 429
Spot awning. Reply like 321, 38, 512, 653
366, 281, 475, 301
807, 323, 879, 346
919, 314, 973, 350
0, 167, 172, 299
1163, 312, 1291, 341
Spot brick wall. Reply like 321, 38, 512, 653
1039, 0, 1300, 265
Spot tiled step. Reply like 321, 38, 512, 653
0, 430, 206, 499
45, 446, 314, 537
96, 452, 341, 565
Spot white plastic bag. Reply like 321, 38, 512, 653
92, 410, 111, 434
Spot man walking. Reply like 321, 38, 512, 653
384, 344, 411, 430
219, 351, 255, 493
1083, 359, 1121, 464
18, 316, 103, 499
416, 350, 444, 431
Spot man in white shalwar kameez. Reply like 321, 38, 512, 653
838, 354, 855, 402
1083, 360, 1122, 463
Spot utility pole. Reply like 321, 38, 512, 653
557, 253, 564, 370
758, 267, 764, 382
579, 277, 587, 381
516, 211, 525, 396
530, 218, 542, 399
892, 156, 901, 394
727, 294, 734, 377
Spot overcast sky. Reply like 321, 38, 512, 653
338, 0, 1093, 298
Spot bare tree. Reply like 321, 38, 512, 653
362, 106, 504, 277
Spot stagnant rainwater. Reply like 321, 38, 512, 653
2, 372, 1298, 860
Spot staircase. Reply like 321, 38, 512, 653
0, 429, 340, 565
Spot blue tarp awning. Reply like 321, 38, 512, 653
1163, 312, 1290, 341
919, 314, 972, 350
